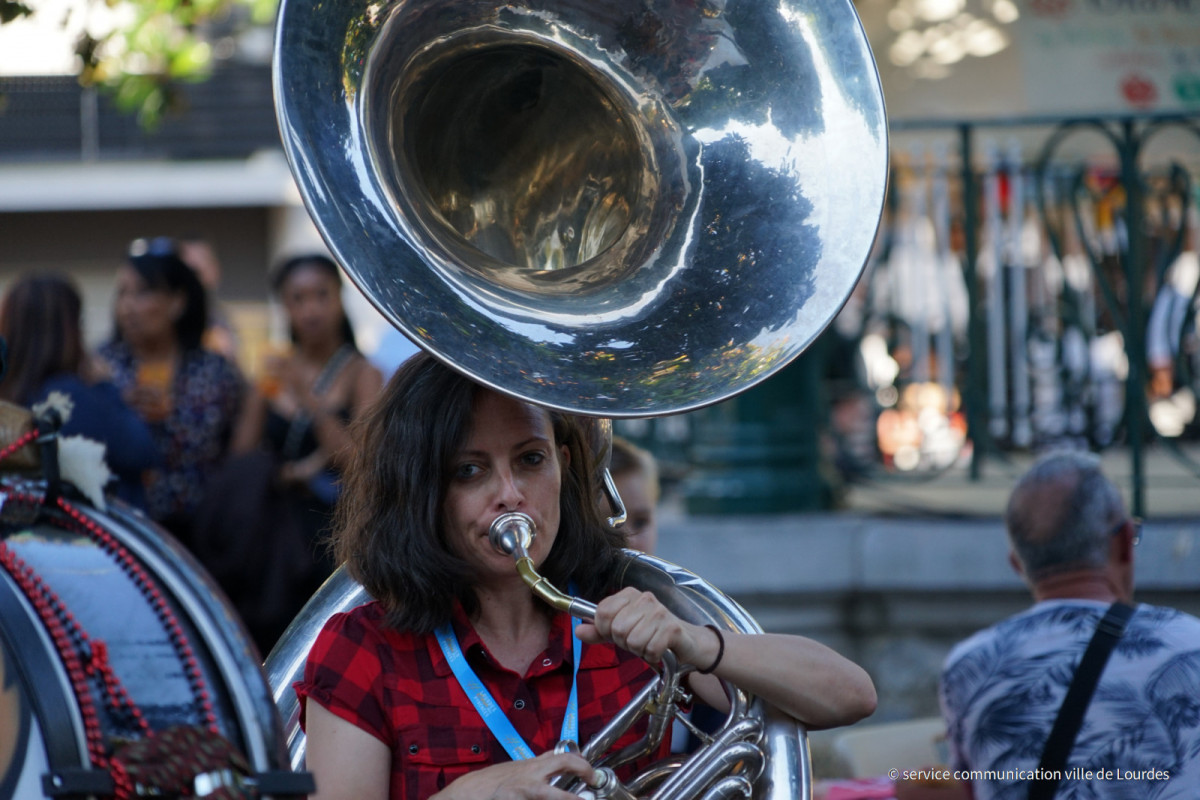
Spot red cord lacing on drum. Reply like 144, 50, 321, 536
0, 428, 38, 463
53, 495, 218, 731
0, 484, 223, 796
0, 540, 137, 799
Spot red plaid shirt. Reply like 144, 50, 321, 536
297, 600, 668, 800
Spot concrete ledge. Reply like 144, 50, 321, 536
651, 511, 1200, 723
0, 152, 298, 211
657, 512, 1200, 597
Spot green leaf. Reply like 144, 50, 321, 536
168, 39, 213, 78
1, 0, 282, 130
0, 0, 33, 24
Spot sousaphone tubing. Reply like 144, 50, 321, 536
270, 0, 888, 796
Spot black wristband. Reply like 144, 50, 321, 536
697, 624, 725, 674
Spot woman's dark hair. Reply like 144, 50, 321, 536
118, 237, 209, 352
270, 254, 357, 349
334, 351, 625, 633
0, 273, 85, 404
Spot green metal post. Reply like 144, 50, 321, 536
959, 123, 987, 481
1120, 119, 1147, 516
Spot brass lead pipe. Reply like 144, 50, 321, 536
514, 556, 599, 620
489, 512, 600, 620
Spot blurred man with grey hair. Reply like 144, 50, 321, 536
938, 451, 1200, 800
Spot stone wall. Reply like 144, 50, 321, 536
655, 511, 1200, 725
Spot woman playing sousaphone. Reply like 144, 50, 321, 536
297, 352, 876, 800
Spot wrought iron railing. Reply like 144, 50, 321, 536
0, 64, 279, 162
619, 112, 1200, 516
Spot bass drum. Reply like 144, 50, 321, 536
0, 474, 312, 799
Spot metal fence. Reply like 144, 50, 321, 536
0, 65, 279, 162
619, 112, 1200, 515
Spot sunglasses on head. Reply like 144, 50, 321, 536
129, 236, 179, 258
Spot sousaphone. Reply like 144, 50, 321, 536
269, 0, 887, 796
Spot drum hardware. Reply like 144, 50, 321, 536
0, 401, 313, 798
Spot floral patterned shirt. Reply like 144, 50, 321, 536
98, 340, 244, 524
940, 599, 1200, 800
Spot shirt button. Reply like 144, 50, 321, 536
408, 744, 419, 754
542, 658, 552, 667
471, 744, 481, 754
514, 699, 526, 710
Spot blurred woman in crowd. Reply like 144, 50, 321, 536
0, 272, 159, 508
205, 253, 382, 652
178, 234, 241, 363
98, 236, 252, 545
242, 253, 382, 580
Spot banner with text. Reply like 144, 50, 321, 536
1014, 0, 1200, 116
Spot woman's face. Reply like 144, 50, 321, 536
442, 390, 569, 583
114, 265, 182, 349
614, 470, 658, 555
280, 264, 344, 346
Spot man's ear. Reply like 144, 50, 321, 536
1113, 522, 1134, 565
1008, 550, 1024, 578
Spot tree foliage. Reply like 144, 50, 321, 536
0, 0, 32, 25
5, 0, 278, 128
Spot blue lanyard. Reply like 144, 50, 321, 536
435, 613, 582, 761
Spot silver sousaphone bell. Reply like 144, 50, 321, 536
268, 0, 888, 796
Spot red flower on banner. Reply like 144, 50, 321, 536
1029, 0, 1072, 17
1121, 73, 1158, 108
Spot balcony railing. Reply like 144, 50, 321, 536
0, 64, 280, 162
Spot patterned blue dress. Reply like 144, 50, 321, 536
97, 340, 244, 537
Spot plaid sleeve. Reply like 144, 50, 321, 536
295, 607, 392, 746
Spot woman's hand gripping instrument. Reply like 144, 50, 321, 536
487, 512, 758, 799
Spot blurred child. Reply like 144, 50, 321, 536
610, 435, 660, 554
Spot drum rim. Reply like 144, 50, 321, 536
0, 564, 90, 772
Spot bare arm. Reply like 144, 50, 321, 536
298, 357, 383, 471
683, 629, 877, 730
229, 386, 265, 455
305, 702, 391, 800
350, 358, 384, 416
577, 588, 877, 730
